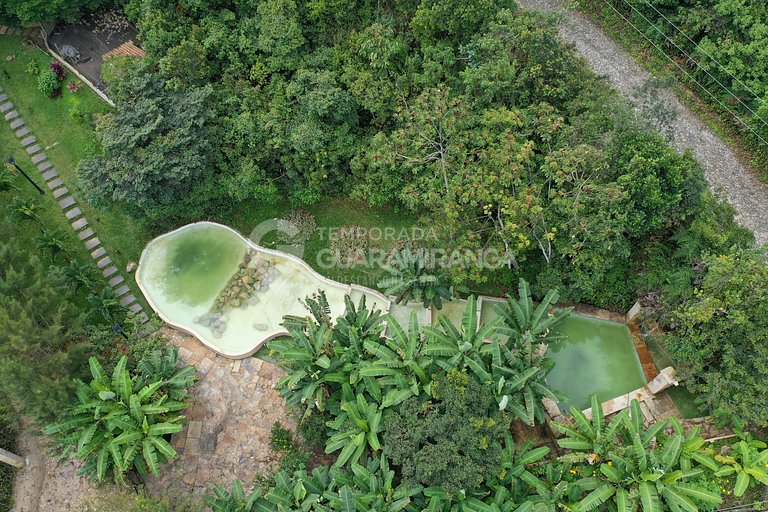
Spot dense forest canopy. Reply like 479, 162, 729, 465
75, 0, 752, 311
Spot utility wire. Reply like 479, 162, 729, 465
595, 0, 768, 148
630, 0, 768, 129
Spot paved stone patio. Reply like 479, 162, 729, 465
146, 329, 294, 498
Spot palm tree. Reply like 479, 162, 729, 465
378, 246, 453, 309
7, 197, 42, 224
87, 286, 127, 324
0, 166, 17, 193
50, 260, 97, 292
34, 229, 70, 261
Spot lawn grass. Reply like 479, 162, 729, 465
0, 35, 150, 309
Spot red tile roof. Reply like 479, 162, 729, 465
103, 41, 145, 59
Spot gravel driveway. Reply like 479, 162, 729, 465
516, 0, 768, 245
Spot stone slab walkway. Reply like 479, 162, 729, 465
145, 329, 293, 499
516, 0, 768, 245
0, 83, 148, 322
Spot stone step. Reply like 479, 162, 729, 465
15, 126, 29, 137
0, 94, 7, 103
42, 170, 58, 181
20, 135, 35, 147
0, 102, 13, 113
52, 187, 69, 199
38, 161, 52, 172
26, 144, 42, 155
138, 312, 150, 323
64, 207, 82, 220
4, 110, 19, 121
103, 266, 118, 278
47, 177, 63, 188
91, 247, 107, 259
84, 237, 101, 250
97, 256, 112, 269
31, 152, 46, 164
9, 118, 24, 129
71, 218, 88, 231
58, 196, 75, 209
119, 294, 136, 306
114, 285, 130, 297
77, 227, 94, 240
129, 303, 143, 313
108, 275, 124, 287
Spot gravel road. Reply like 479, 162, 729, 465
516, 0, 768, 245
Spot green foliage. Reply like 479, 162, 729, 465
589, 0, 768, 170
667, 248, 768, 425
714, 419, 768, 497
378, 246, 454, 309
77, 68, 218, 211
37, 69, 60, 97
0, 0, 111, 24
0, 228, 89, 424
269, 421, 310, 473
43, 352, 196, 483
553, 396, 722, 512
0, 416, 18, 512
383, 369, 510, 495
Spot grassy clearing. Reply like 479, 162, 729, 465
0, 36, 149, 308
575, 0, 764, 181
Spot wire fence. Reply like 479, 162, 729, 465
596, 0, 768, 151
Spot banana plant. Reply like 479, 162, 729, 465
359, 312, 435, 409
210, 456, 419, 511
378, 246, 454, 309
494, 279, 573, 345
274, 292, 386, 416
473, 337, 565, 426
422, 295, 503, 371
43, 355, 194, 483
136, 347, 197, 402
714, 418, 768, 497
554, 397, 722, 512
325, 384, 384, 468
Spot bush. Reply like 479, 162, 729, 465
382, 369, 510, 494
37, 69, 60, 97
667, 248, 768, 425
269, 422, 310, 473
25, 59, 39, 75
50, 60, 66, 81
0, 416, 18, 512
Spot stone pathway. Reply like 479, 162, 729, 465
145, 329, 292, 499
0, 26, 40, 38
0, 84, 148, 322
516, 0, 768, 245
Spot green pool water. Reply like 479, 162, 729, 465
547, 315, 646, 410
478, 299, 647, 410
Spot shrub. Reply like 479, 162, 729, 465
25, 59, 39, 75
382, 369, 510, 494
329, 225, 369, 265
269, 422, 309, 473
0, 416, 18, 512
37, 69, 60, 97
667, 248, 768, 426
50, 60, 66, 81
276, 209, 316, 245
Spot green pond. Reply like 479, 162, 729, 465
479, 299, 646, 410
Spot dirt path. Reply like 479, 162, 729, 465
516, 0, 768, 245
